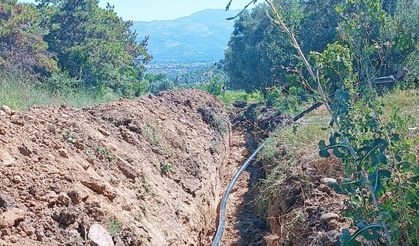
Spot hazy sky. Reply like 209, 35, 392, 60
19, 0, 253, 21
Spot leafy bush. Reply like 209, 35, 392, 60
191, 74, 226, 96
193, 79, 264, 106
311, 43, 356, 95
144, 73, 174, 94
45, 72, 82, 93
319, 88, 418, 245
219, 90, 263, 106
264, 86, 304, 114
207, 75, 225, 96
149, 79, 174, 94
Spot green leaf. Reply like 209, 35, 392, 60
340, 229, 361, 246
340, 229, 352, 245
330, 178, 359, 194
319, 140, 330, 158
341, 90, 350, 101
371, 152, 387, 166
341, 224, 384, 245
407, 153, 417, 163
333, 146, 345, 158
357, 221, 381, 241
368, 170, 391, 194
358, 139, 388, 168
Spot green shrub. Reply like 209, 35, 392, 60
264, 86, 303, 114
207, 75, 225, 96
160, 163, 172, 175
218, 90, 263, 106
144, 73, 174, 94
45, 72, 82, 93
96, 146, 116, 162
106, 217, 122, 236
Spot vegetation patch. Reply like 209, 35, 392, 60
105, 217, 123, 236
258, 120, 330, 209
160, 162, 172, 176
96, 146, 116, 162
142, 122, 163, 148
0, 71, 118, 111
258, 120, 348, 245
197, 107, 228, 134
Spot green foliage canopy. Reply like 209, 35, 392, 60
39, 0, 151, 95
225, 0, 418, 94
224, 0, 342, 93
0, 0, 57, 75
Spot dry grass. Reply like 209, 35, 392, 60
0, 71, 119, 111
381, 89, 419, 121
257, 120, 330, 211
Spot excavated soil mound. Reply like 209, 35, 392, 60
0, 90, 231, 246
261, 148, 351, 246
231, 103, 291, 141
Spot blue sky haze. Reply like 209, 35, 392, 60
19, 0, 253, 21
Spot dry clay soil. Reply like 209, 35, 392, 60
0, 90, 251, 246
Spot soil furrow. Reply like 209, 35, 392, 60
218, 131, 268, 246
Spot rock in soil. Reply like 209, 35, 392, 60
88, 224, 114, 246
1, 105, 12, 116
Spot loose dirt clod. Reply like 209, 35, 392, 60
320, 212, 340, 222
1, 105, 12, 116
0, 208, 26, 229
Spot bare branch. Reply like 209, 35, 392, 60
226, 0, 259, 20
225, 0, 233, 11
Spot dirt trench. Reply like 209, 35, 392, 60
0, 90, 277, 246
219, 130, 268, 246
215, 104, 289, 246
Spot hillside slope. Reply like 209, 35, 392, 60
132, 9, 239, 64
0, 90, 231, 245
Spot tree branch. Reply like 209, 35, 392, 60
226, 0, 259, 20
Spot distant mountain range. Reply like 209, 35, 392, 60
132, 9, 240, 64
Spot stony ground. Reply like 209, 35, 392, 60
0, 90, 233, 246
